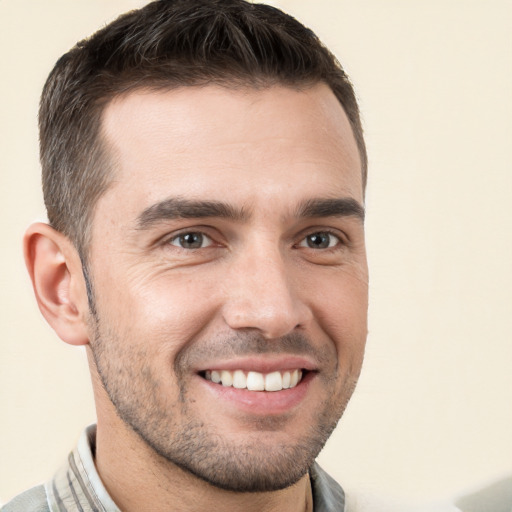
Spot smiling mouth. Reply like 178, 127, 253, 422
201, 369, 305, 392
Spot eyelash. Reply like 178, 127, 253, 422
296, 230, 345, 250
165, 229, 346, 251
167, 231, 215, 250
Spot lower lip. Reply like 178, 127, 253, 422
198, 371, 315, 416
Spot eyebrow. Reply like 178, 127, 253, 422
295, 197, 365, 222
136, 196, 364, 230
137, 197, 249, 229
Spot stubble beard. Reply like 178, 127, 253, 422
87, 308, 360, 493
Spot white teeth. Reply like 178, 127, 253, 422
265, 371, 282, 392
204, 369, 304, 391
247, 371, 265, 391
221, 370, 233, 387
233, 370, 247, 389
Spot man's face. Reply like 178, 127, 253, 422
86, 84, 368, 492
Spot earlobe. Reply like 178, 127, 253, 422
24, 222, 90, 346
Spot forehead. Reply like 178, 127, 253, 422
98, 84, 362, 220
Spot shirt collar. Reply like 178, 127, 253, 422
310, 462, 346, 512
45, 425, 344, 512
45, 424, 120, 512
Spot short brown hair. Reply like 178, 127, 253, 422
39, 0, 367, 256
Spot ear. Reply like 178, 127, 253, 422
24, 222, 90, 346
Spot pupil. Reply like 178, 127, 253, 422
308, 233, 329, 249
181, 233, 202, 248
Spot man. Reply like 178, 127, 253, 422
2, 1, 369, 510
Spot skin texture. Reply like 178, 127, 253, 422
26, 83, 368, 512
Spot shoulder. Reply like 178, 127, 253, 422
1, 485, 49, 512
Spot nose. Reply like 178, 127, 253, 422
221, 244, 313, 339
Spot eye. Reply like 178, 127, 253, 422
169, 232, 213, 249
299, 231, 340, 249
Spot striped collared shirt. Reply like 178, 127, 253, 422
1, 424, 345, 511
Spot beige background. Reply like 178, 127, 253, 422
1, 0, 511, 505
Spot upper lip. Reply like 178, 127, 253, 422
195, 355, 318, 374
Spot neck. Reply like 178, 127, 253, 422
94, 419, 313, 512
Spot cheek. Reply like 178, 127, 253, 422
98, 268, 223, 352
309, 271, 368, 360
